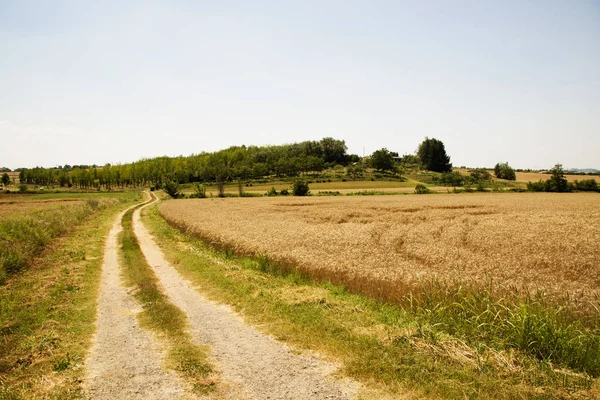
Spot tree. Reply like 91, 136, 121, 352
1, 173, 10, 186
370, 148, 396, 172
494, 162, 516, 180
417, 137, 452, 172
545, 163, 569, 192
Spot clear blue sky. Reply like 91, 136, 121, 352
1, 0, 599, 170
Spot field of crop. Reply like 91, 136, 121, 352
160, 193, 600, 305
514, 171, 600, 183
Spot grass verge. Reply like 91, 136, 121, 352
119, 207, 215, 394
143, 203, 599, 399
0, 192, 139, 283
0, 193, 139, 399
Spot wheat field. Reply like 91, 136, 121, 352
160, 193, 600, 304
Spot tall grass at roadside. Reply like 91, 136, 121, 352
119, 208, 215, 394
406, 281, 600, 377
0, 198, 122, 283
0, 194, 137, 399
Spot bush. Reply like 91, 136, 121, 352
280, 189, 289, 196
266, 186, 278, 196
18, 184, 28, 193
494, 162, 516, 180
438, 171, 466, 187
470, 168, 492, 182
573, 179, 598, 192
527, 180, 546, 192
414, 184, 430, 194
163, 180, 181, 198
193, 182, 207, 198
291, 179, 310, 196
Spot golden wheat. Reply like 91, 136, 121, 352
160, 193, 600, 303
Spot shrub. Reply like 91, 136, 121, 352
291, 179, 310, 196
18, 184, 28, 193
470, 168, 492, 182
280, 189, 289, 196
494, 162, 516, 180
188, 182, 207, 198
266, 186, 278, 196
574, 179, 598, 192
163, 181, 181, 198
414, 184, 430, 194
439, 171, 465, 187
527, 180, 546, 192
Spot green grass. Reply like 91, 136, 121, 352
142, 203, 599, 399
0, 194, 138, 283
0, 194, 139, 399
119, 207, 215, 394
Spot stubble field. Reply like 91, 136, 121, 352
160, 193, 600, 306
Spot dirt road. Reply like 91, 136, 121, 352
84, 202, 186, 399
85, 194, 357, 399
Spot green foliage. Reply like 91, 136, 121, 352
266, 186, 278, 196
436, 171, 466, 187
469, 168, 492, 182
1, 173, 9, 186
163, 181, 181, 198
14, 138, 355, 190
414, 184, 430, 194
573, 179, 598, 192
193, 182, 207, 198
494, 162, 516, 180
527, 164, 572, 192
417, 137, 452, 172
18, 184, 27, 193
370, 148, 396, 172
526, 180, 546, 192
291, 179, 310, 196
546, 163, 569, 192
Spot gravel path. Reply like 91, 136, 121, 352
133, 195, 358, 400
84, 204, 187, 399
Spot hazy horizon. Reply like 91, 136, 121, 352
1, 1, 599, 170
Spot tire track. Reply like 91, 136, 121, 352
84, 201, 187, 399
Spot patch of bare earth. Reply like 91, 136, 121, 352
133, 198, 358, 400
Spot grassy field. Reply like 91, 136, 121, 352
0, 192, 140, 398
160, 193, 600, 304
146, 202, 599, 399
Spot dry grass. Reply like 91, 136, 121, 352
0, 198, 85, 217
514, 171, 600, 183
160, 193, 600, 306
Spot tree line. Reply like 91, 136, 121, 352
17, 138, 357, 189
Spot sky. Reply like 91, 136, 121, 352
1, 0, 599, 170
